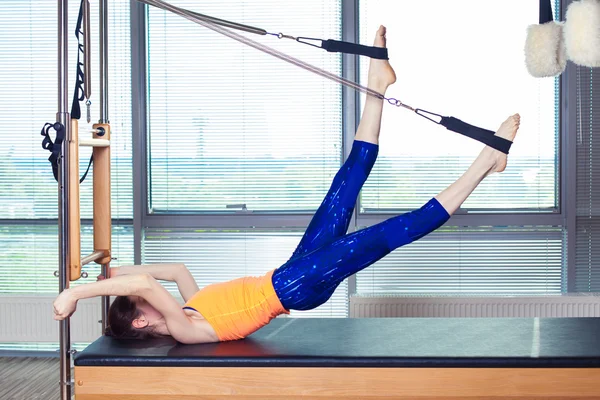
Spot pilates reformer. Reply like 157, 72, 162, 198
46, 1, 600, 399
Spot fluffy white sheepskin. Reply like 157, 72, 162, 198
525, 21, 567, 78
565, 0, 600, 67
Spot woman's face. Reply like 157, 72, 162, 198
129, 296, 165, 329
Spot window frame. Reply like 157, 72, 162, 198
131, 0, 573, 296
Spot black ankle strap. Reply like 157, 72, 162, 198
320, 39, 388, 60
440, 117, 512, 154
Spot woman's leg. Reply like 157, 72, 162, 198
288, 141, 378, 260
273, 114, 521, 310
288, 26, 396, 260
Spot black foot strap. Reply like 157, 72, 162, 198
320, 39, 388, 60
295, 37, 388, 59
440, 117, 512, 154
415, 109, 512, 154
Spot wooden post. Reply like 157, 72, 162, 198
92, 123, 111, 265
69, 119, 81, 281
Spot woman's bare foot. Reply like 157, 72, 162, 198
482, 114, 521, 175
367, 25, 396, 94
433, 114, 521, 215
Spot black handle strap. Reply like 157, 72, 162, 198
40, 0, 92, 184
40, 122, 65, 182
40, 122, 93, 183
440, 117, 512, 154
320, 39, 388, 60
540, 0, 554, 24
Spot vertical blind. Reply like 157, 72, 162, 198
146, 0, 343, 212
0, 0, 133, 295
143, 229, 348, 317
358, 0, 558, 212
575, 67, 600, 292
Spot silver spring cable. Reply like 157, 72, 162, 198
139, 0, 408, 106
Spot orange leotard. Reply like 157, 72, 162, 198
183, 269, 290, 341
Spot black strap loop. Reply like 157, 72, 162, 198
440, 117, 512, 154
540, 0, 554, 24
40, 122, 94, 183
40, 122, 65, 182
71, 0, 86, 120
317, 39, 388, 60
40, 0, 92, 184
414, 109, 512, 154
80, 155, 93, 184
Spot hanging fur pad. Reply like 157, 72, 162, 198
525, 21, 567, 78
564, 0, 600, 67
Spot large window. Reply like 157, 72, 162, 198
358, 0, 558, 212
355, 0, 562, 296
0, 0, 134, 296
575, 67, 600, 292
144, 0, 564, 311
147, 0, 343, 213
144, 0, 347, 316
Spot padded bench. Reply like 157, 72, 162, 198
74, 317, 600, 399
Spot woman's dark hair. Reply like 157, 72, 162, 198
104, 296, 161, 340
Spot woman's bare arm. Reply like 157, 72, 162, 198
140, 275, 218, 344
111, 263, 200, 302
53, 273, 217, 344
73, 273, 149, 299
53, 273, 150, 320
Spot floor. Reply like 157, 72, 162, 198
0, 357, 71, 400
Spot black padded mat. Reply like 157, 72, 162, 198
74, 318, 600, 368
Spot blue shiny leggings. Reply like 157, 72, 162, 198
272, 140, 450, 311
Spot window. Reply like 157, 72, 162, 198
144, 1, 348, 316
143, 229, 347, 317
358, 0, 558, 212
146, 0, 343, 213
0, 225, 134, 294
355, 0, 563, 296
356, 226, 564, 295
0, 0, 133, 296
575, 67, 600, 292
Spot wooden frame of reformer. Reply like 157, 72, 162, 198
74, 366, 600, 399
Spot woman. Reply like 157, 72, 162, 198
53, 26, 520, 344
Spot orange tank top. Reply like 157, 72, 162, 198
183, 269, 290, 341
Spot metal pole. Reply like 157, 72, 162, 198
81, 250, 107, 266
57, 0, 72, 399
343, 0, 359, 299
99, 0, 111, 333
99, 0, 109, 123
131, 0, 147, 266
102, 262, 110, 333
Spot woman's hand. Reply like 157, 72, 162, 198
53, 289, 78, 320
